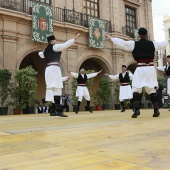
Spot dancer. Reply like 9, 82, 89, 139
68, 68, 102, 114
105, 65, 133, 112
105, 27, 168, 118
157, 55, 170, 96
39, 33, 80, 117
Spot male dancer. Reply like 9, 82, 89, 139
105, 65, 133, 112
39, 33, 80, 117
157, 55, 170, 96
105, 27, 168, 118
68, 68, 102, 114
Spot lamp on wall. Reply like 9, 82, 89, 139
72, 0, 75, 10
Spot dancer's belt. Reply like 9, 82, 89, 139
121, 83, 129, 86
137, 62, 153, 67
78, 84, 86, 86
46, 62, 60, 67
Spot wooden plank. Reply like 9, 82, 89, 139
0, 109, 170, 169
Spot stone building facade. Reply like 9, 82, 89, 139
0, 0, 154, 109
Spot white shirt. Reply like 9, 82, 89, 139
110, 37, 168, 52
70, 72, 99, 79
38, 38, 75, 58
108, 71, 133, 80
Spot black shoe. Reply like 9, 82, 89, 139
56, 112, 68, 117
75, 107, 79, 114
89, 107, 93, 113
153, 110, 160, 117
121, 108, 125, 112
131, 110, 140, 118
50, 111, 58, 116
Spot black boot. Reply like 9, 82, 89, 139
131, 92, 140, 118
120, 101, 125, 112
54, 96, 68, 117
131, 108, 140, 118
55, 104, 68, 117
130, 99, 134, 112
75, 101, 81, 114
87, 101, 93, 113
150, 93, 160, 117
50, 103, 57, 116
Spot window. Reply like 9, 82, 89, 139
29, 0, 51, 14
84, 0, 99, 18
125, 6, 137, 38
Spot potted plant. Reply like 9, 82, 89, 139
93, 91, 102, 111
113, 80, 121, 110
9, 82, 24, 115
14, 66, 38, 114
0, 69, 12, 115
94, 77, 111, 110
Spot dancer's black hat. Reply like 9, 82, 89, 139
138, 27, 147, 35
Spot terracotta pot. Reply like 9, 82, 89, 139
13, 108, 22, 115
96, 105, 102, 111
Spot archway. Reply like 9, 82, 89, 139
19, 51, 65, 103
77, 57, 111, 110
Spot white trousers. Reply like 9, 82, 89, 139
132, 66, 157, 94
119, 85, 133, 102
167, 78, 170, 95
76, 86, 90, 101
45, 66, 63, 103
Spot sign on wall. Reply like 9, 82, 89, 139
88, 16, 105, 48
32, 2, 53, 43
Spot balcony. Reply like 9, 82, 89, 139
0, 0, 112, 33
122, 26, 138, 39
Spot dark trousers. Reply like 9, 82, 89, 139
157, 92, 163, 108
61, 105, 69, 112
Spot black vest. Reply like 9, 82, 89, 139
37, 106, 43, 113
43, 106, 48, 112
77, 74, 87, 84
44, 44, 62, 63
132, 38, 155, 60
165, 65, 170, 76
119, 72, 130, 83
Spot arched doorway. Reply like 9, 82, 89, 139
77, 57, 111, 110
19, 51, 65, 102
19, 52, 46, 102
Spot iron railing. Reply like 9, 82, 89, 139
122, 26, 137, 38
0, 0, 112, 32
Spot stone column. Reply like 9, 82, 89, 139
64, 45, 78, 95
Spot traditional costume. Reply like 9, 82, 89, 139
157, 55, 170, 95
38, 35, 75, 117
108, 27, 168, 118
70, 69, 100, 114
108, 65, 133, 112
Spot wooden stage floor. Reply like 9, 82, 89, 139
0, 109, 170, 170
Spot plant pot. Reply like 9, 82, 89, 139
22, 106, 35, 114
114, 104, 120, 110
0, 107, 8, 115
13, 108, 22, 115
140, 103, 144, 109
102, 104, 109, 110
96, 105, 102, 111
